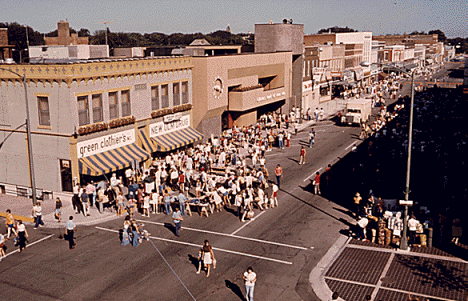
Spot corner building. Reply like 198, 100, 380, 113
0, 57, 198, 197
192, 52, 292, 138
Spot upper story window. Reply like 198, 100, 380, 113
121, 90, 131, 117
37, 96, 50, 126
161, 84, 169, 108
108, 91, 119, 119
92, 94, 103, 122
181, 82, 189, 104
151, 85, 159, 111
77, 96, 89, 126
173, 83, 180, 106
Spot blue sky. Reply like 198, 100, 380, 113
1, 0, 467, 38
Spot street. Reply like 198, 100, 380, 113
0, 62, 462, 301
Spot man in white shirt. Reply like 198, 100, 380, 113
408, 214, 420, 247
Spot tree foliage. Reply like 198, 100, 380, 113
0, 22, 43, 49
317, 26, 357, 34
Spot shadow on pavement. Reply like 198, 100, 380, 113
164, 222, 176, 236
225, 280, 245, 301
187, 254, 199, 271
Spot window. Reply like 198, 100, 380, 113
173, 83, 180, 106
151, 85, 159, 110
92, 94, 103, 122
109, 92, 119, 119
37, 96, 50, 126
121, 90, 131, 117
161, 84, 169, 108
181, 82, 189, 104
77, 96, 89, 126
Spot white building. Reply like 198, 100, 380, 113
335, 32, 373, 65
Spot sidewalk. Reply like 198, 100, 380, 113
310, 235, 468, 301
0, 194, 119, 229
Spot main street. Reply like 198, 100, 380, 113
0, 63, 460, 301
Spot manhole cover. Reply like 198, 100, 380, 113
380, 276, 395, 284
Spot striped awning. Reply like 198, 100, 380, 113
79, 144, 150, 176
138, 129, 159, 153
151, 127, 203, 152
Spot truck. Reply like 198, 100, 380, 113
340, 99, 372, 126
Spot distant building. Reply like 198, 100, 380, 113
0, 28, 14, 61
184, 39, 242, 56
44, 20, 89, 46
113, 47, 145, 58
28, 45, 109, 61
373, 34, 438, 47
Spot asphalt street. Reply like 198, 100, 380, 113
0, 62, 461, 301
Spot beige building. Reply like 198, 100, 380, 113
192, 52, 292, 137
44, 20, 89, 46
0, 56, 196, 197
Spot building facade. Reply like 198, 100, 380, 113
0, 57, 196, 197
254, 22, 304, 112
192, 52, 292, 138
44, 20, 89, 46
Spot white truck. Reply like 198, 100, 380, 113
340, 99, 372, 126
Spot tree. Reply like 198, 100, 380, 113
428, 29, 447, 42
77, 28, 91, 37
317, 26, 357, 34
0, 22, 43, 49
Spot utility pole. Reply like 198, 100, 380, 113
99, 21, 114, 45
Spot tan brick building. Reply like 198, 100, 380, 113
44, 20, 89, 46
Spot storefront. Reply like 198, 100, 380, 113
77, 127, 151, 181
139, 112, 203, 155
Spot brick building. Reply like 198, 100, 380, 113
0, 28, 14, 61
44, 20, 89, 46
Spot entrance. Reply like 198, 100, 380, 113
60, 159, 73, 192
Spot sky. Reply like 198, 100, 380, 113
1, 0, 467, 38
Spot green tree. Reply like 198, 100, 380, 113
428, 29, 447, 42
317, 26, 357, 34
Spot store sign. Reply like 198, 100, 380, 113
163, 112, 182, 123
77, 129, 135, 159
150, 114, 190, 137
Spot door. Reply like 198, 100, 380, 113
60, 159, 72, 192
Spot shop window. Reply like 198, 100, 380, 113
121, 90, 131, 117
109, 91, 119, 119
173, 83, 180, 106
181, 81, 189, 104
161, 84, 169, 108
151, 85, 159, 111
92, 94, 103, 122
37, 96, 50, 126
77, 96, 89, 126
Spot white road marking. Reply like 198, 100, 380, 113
345, 141, 357, 150
303, 167, 322, 182
136, 219, 309, 251
230, 210, 266, 235
95, 226, 292, 265
1, 234, 54, 259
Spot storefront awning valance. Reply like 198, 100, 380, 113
354, 68, 364, 81
79, 144, 150, 176
151, 127, 203, 152
138, 129, 159, 153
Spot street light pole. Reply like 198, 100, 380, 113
401, 70, 415, 251
0, 67, 38, 205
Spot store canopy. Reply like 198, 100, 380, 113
138, 129, 159, 153
404, 63, 418, 70
151, 127, 203, 152
79, 144, 150, 176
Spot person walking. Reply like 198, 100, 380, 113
299, 146, 306, 165
33, 202, 45, 229
55, 197, 63, 222
309, 128, 315, 148
5, 209, 17, 238
197, 240, 216, 277
243, 267, 257, 301
313, 172, 321, 195
172, 207, 183, 237
275, 164, 283, 189
16, 220, 28, 253
0, 231, 6, 259
65, 216, 76, 249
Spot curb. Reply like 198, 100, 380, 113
0, 211, 34, 223
41, 213, 122, 229
309, 235, 350, 301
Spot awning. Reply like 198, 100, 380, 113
79, 144, 150, 176
404, 63, 418, 70
138, 129, 159, 153
426, 59, 434, 64
354, 68, 364, 81
151, 127, 203, 152
378, 72, 389, 79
